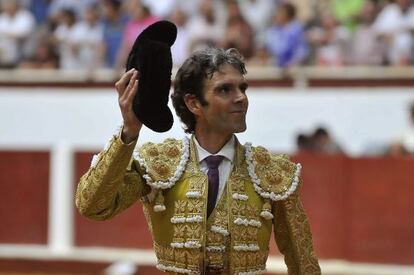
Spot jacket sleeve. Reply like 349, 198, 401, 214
272, 180, 321, 275
75, 135, 151, 221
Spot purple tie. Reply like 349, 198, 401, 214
205, 155, 224, 218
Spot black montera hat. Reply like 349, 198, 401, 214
126, 20, 177, 132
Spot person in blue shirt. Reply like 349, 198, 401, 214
101, 0, 128, 68
265, 2, 308, 67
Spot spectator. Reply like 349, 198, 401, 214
237, 0, 277, 45
48, 0, 97, 22
101, 0, 128, 68
265, 2, 308, 67
312, 127, 343, 154
19, 34, 59, 69
53, 8, 78, 69
246, 46, 273, 66
348, 0, 385, 65
142, 0, 175, 19
372, 0, 414, 65
28, 0, 49, 25
115, 0, 158, 70
54, 6, 103, 70
221, 0, 254, 59
70, 4, 104, 70
187, 0, 224, 52
172, 0, 202, 21
0, 0, 35, 68
288, 0, 321, 26
330, 0, 365, 31
170, 8, 190, 66
307, 12, 350, 66
296, 133, 313, 153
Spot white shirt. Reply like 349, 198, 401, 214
54, 21, 103, 70
372, 3, 414, 64
71, 21, 103, 69
0, 9, 35, 64
194, 135, 235, 205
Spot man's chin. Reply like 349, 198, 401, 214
233, 124, 247, 133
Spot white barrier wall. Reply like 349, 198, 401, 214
1, 87, 414, 156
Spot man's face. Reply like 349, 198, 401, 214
195, 64, 249, 136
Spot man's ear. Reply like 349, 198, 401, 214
183, 94, 203, 116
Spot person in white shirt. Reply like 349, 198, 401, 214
53, 8, 78, 69
70, 5, 104, 70
54, 6, 103, 70
0, 0, 35, 68
372, 0, 414, 65
170, 8, 190, 66
186, 0, 225, 52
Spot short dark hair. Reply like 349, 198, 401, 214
103, 0, 122, 10
281, 2, 296, 20
171, 48, 247, 133
61, 8, 76, 25
313, 127, 329, 139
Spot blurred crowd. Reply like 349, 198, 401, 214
295, 102, 414, 157
1, 0, 414, 70
296, 126, 344, 155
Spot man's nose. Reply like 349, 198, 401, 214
234, 89, 247, 103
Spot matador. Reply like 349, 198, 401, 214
76, 21, 321, 275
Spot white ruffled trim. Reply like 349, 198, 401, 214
210, 225, 229, 236
237, 268, 266, 275
206, 245, 226, 252
134, 137, 190, 189
260, 210, 274, 220
156, 263, 196, 274
90, 154, 99, 168
233, 244, 260, 251
232, 193, 249, 201
153, 204, 166, 212
245, 142, 301, 201
103, 140, 111, 152
234, 217, 261, 228
114, 124, 123, 136
170, 215, 203, 224
186, 190, 202, 198
170, 240, 201, 249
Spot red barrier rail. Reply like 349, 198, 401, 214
1, 151, 413, 265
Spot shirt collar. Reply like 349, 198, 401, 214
194, 135, 235, 164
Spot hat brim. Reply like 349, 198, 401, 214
135, 105, 174, 133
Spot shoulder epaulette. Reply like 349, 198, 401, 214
133, 138, 187, 186
248, 145, 301, 201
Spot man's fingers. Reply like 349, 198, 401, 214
126, 78, 139, 104
115, 68, 135, 95
122, 70, 137, 99
125, 71, 139, 102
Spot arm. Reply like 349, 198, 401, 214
272, 183, 321, 275
75, 69, 149, 220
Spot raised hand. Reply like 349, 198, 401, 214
115, 68, 142, 143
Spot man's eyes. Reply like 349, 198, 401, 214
216, 84, 248, 94
219, 86, 231, 93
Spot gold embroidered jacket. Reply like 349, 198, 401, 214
76, 135, 321, 275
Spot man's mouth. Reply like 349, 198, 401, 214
230, 110, 246, 114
